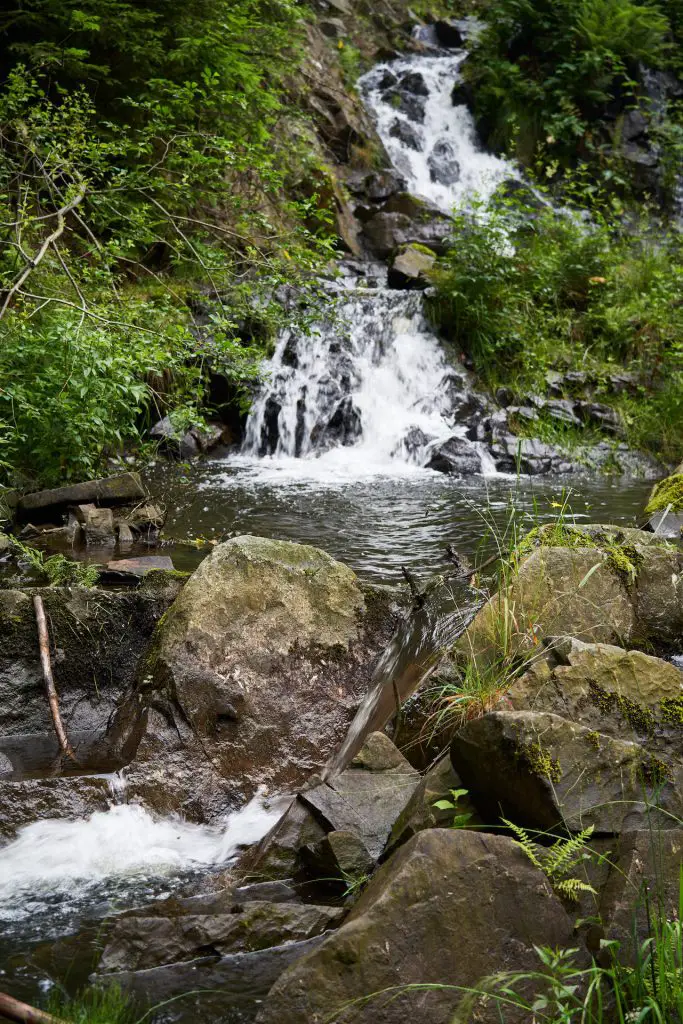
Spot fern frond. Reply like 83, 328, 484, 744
546, 825, 595, 880
555, 877, 598, 902
503, 818, 543, 870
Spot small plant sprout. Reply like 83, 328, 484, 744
433, 788, 473, 829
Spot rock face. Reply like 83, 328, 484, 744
256, 830, 574, 1024
0, 575, 183, 835
111, 537, 399, 819
99, 890, 345, 974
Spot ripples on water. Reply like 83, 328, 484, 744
155, 460, 652, 583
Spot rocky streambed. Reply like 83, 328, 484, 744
1, 462, 683, 1022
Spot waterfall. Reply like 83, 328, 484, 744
358, 51, 516, 214
237, 44, 518, 479
241, 282, 476, 475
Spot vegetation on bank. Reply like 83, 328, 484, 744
0, 0, 340, 488
429, 193, 683, 462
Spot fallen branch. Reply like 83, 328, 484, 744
0, 991, 67, 1024
33, 595, 78, 763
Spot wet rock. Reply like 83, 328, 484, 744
105, 556, 175, 577
646, 510, 683, 539
0, 576, 184, 796
427, 139, 460, 185
256, 830, 574, 1024
101, 935, 328, 1024
74, 504, 115, 545
383, 89, 426, 123
574, 400, 623, 435
17, 473, 146, 520
247, 798, 328, 881
0, 774, 112, 838
451, 709, 683, 834
424, 436, 481, 475
312, 396, 362, 448
388, 118, 422, 150
345, 169, 406, 202
397, 426, 434, 459
387, 243, 435, 289
98, 896, 344, 973
116, 522, 135, 546
434, 19, 464, 47
489, 435, 572, 475
111, 537, 398, 819
234, 880, 300, 904
317, 829, 375, 879
260, 396, 281, 455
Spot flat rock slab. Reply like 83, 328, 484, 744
106, 556, 175, 576
99, 935, 327, 1024
256, 830, 574, 1024
18, 472, 145, 518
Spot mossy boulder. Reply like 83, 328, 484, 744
459, 525, 682, 669
646, 472, 683, 515
451, 709, 683, 834
255, 830, 574, 1024
387, 242, 436, 289
112, 536, 399, 820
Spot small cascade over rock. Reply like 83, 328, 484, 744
358, 48, 516, 214
241, 267, 492, 475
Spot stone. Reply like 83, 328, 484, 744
98, 897, 345, 973
387, 752, 476, 850
319, 17, 346, 38
424, 435, 481, 475
0, 774, 112, 839
451, 709, 683, 834
255, 830, 574, 1024
427, 139, 460, 185
106, 556, 175, 576
17, 473, 145, 519
301, 734, 420, 861
74, 504, 115, 545
388, 118, 422, 151
233, 880, 300, 904
382, 88, 426, 123
387, 243, 435, 289
600, 831, 683, 961
246, 798, 328, 881
116, 522, 135, 546
574, 400, 623, 435
361, 210, 452, 259
110, 537, 398, 819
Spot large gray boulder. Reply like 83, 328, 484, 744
256, 829, 574, 1024
452, 709, 683, 834
111, 536, 398, 819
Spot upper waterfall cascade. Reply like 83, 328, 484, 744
239, 44, 518, 478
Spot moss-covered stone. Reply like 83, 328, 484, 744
645, 473, 683, 515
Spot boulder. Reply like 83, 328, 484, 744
646, 471, 683, 517
387, 243, 435, 289
98, 892, 345, 973
600, 831, 683, 960
646, 509, 683, 539
451, 709, 683, 834
424, 436, 481, 475
387, 752, 479, 851
459, 526, 682, 668
109, 537, 398, 819
434, 19, 464, 48
427, 139, 460, 185
17, 473, 146, 520
256, 830, 574, 1024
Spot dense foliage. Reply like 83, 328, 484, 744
0, 0, 336, 486
464, 0, 681, 173
430, 196, 683, 460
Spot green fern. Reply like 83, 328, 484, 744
504, 819, 598, 902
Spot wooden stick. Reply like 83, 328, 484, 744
0, 991, 67, 1024
33, 596, 77, 763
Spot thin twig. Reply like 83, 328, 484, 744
0, 186, 86, 320
33, 595, 78, 763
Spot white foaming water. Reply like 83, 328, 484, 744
0, 790, 287, 928
239, 286, 488, 482
359, 53, 516, 213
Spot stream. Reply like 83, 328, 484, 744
0, 29, 660, 1022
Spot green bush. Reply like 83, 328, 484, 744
465, 0, 671, 163
430, 197, 683, 461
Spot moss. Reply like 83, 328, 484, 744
640, 753, 673, 788
605, 541, 643, 585
403, 242, 437, 258
659, 696, 683, 727
645, 473, 683, 516
515, 523, 595, 560
588, 681, 655, 735
521, 741, 562, 782
586, 730, 601, 750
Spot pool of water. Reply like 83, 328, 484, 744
151, 458, 653, 583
